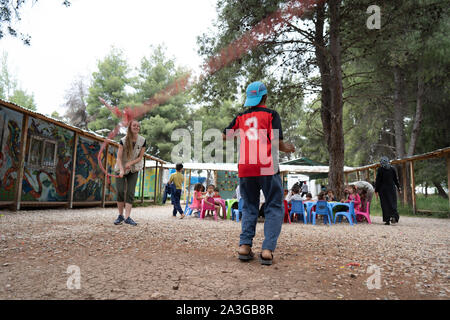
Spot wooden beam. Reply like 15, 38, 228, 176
153, 162, 158, 204
12, 114, 29, 211
345, 146, 450, 174
402, 163, 407, 206
186, 169, 192, 205
410, 161, 417, 214
356, 170, 360, 181
158, 164, 163, 200
447, 154, 450, 211
345, 172, 349, 185
101, 143, 109, 208
69, 133, 79, 209
183, 168, 187, 202
141, 158, 146, 204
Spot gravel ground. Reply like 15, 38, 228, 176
0, 204, 448, 300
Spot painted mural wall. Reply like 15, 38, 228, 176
135, 168, 160, 199
216, 171, 239, 200
73, 136, 104, 202
22, 117, 74, 202
0, 106, 23, 201
105, 145, 118, 202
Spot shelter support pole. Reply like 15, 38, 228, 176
345, 172, 349, 185
409, 161, 417, 214
69, 132, 79, 209
183, 169, 187, 202
154, 161, 158, 204
186, 169, 192, 205
158, 163, 163, 200
402, 163, 407, 206
446, 154, 450, 211
356, 170, 360, 181
141, 158, 146, 204
12, 114, 29, 211
101, 144, 109, 208
373, 168, 376, 184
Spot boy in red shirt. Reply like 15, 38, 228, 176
223, 81, 295, 265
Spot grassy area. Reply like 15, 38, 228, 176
371, 194, 449, 219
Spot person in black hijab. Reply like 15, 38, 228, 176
375, 157, 401, 225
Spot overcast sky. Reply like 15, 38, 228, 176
1, 0, 217, 115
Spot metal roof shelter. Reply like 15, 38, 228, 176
281, 157, 354, 180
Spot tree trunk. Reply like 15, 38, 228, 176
407, 68, 424, 157
433, 180, 448, 199
393, 66, 413, 205
314, 2, 332, 149
393, 66, 406, 159
326, 0, 345, 200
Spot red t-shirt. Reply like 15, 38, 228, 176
224, 105, 283, 178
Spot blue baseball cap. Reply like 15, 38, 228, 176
244, 81, 268, 107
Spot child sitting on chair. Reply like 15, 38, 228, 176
303, 193, 314, 202
204, 184, 221, 217
326, 189, 337, 202
346, 185, 361, 211
213, 187, 226, 218
190, 183, 204, 216
357, 188, 368, 222
285, 183, 303, 203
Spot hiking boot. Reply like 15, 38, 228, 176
114, 215, 124, 225
124, 217, 137, 226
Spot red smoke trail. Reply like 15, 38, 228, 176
97, 0, 320, 180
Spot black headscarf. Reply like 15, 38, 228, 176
380, 156, 391, 169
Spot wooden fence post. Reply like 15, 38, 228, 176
402, 163, 407, 206
153, 161, 158, 204
186, 169, 192, 206
69, 132, 79, 209
12, 114, 29, 211
141, 157, 146, 204
446, 154, 450, 211
410, 161, 417, 214
101, 144, 109, 208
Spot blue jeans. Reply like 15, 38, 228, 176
172, 189, 183, 216
239, 174, 284, 252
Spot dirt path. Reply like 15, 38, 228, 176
0, 205, 448, 300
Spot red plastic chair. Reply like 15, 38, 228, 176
283, 200, 292, 224
200, 198, 218, 221
355, 201, 372, 224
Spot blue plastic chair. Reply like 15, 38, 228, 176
290, 200, 307, 224
184, 196, 194, 217
232, 198, 243, 222
334, 202, 356, 225
311, 201, 333, 225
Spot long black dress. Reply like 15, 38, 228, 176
375, 166, 400, 222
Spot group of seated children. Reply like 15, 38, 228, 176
190, 183, 225, 218
285, 183, 369, 222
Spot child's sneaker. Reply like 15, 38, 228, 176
124, 217, 137, 226
114, 215, 124, 225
